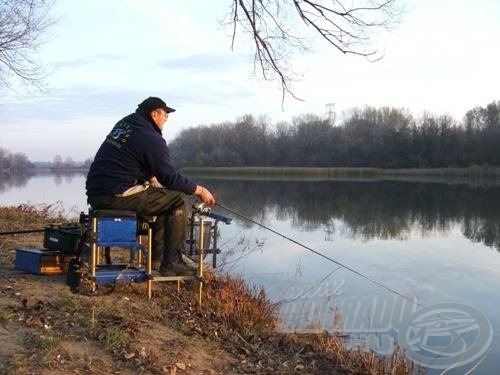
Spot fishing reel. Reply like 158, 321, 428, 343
192, 203, 232, 225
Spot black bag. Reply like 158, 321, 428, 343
44, 224, 81, 254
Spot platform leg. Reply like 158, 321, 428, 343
198, 218, 205, 308
212, 222, 218, 268
147, 228, 152, 299
90, 218, 97, 292
137, 237, 143, 267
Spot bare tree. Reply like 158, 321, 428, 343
0, 0, 54, 88
229, 0, 402, 103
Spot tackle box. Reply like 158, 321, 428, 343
43, 224, 81, 254
15, 248, 62, 275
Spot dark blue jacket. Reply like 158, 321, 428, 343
86, 109, 196, 197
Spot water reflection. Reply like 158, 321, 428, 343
0, 172, 32, 193
0, 171, 85, 191
52, 172, 82, 186
199, 179, 500, 251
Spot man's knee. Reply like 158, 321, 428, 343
149, 189, 186, 212
172, 195, 188, 219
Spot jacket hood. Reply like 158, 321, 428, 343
135, 108, 162, 134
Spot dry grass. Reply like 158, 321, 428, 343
296, 332, 421, 374
204, 273, 278, 338
0, 202, 68, 231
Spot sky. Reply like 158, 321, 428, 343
0, 0, 499, 162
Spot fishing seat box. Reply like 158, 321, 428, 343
15, 248, 62, 275
43, 224, 81, 255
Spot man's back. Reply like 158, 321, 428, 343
86, 110, 196, 197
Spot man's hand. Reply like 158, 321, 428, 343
149, 176, 163, 188
194, 185, 215, 205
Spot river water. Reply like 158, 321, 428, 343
1, 172, 500, 373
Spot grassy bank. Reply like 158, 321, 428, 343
0, 204, 418, 374
183, 166, 500, 181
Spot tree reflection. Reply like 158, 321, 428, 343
200, 178, 500, 251
0, 171, 83, 191
0, 172, 31, 193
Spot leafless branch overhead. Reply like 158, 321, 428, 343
0, 0, 55, 88
229, 0, 401, 104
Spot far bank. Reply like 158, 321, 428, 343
181, 166, 500, 181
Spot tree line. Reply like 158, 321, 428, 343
171, 100, 500, 168
3, 100, 499, 171
0, 151, 93, 173
0, 148, 32, 173
42, 155, 93, 170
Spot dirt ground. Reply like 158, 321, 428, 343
0, 234, 242, 374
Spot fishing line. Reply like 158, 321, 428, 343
216, 202, 428, 311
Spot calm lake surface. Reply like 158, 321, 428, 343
1, 172, 500, 373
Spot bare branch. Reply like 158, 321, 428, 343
228, 0, 402, 104
231, 0, 238, 50
235, 0, 305, 106
0, 0, 55, 89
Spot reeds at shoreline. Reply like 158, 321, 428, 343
183, 165, 500, 181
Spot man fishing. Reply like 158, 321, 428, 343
85, 96, 215, 276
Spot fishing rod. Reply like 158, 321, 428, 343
215, 202, 427, 311
0, 228, 46, 236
